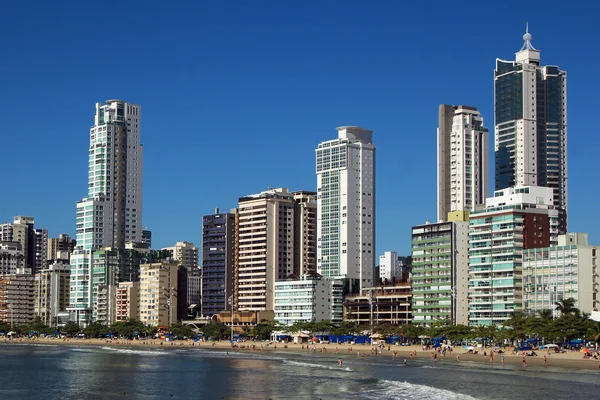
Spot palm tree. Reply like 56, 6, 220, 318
555, 298, 580, 317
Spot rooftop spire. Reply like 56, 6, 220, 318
520, 21, 537, 51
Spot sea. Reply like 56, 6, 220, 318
1, 343, 599, 400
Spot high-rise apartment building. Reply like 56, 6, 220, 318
201, 209, 237, 316
437, 105, 489, 222
115, 281, 140, 322
139, 262, 180, 326
0, 274, 35, 326
0, 242, 25, 275
69, 100, 143, 325
468, 186, 559, 326
523, 233, 599, 316
0, 216, 48, 273
34, 262, 70, 326
293, 191, 317, 275
411, 220, 470, 326
162, 241, 199, 272
316, 126, 376, 294
236, 188, 316, 311
47, 234, 76, 264
494, 27, 567, 233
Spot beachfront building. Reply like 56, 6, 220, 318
236, 188, 316, 312
292, 191, 318, 275
523, 233, 599, 316
201, 209, 237, 316
468, 186, 559, 326
343, 284, 412, 326
69, 100, 144, 325
139, 262, 180, 326
316, 126, 376, 294
437, 105, 489, 222
34, 261, 71, 326
115, 281, 140, 322
494, 27, 568, 233
411, 218, 470, 326
0, 274, 35, 326
274, 274, 343, 326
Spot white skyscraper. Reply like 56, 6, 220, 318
316, 126, 375, 293
69, 100, 143, 325
437, 105, 489, 222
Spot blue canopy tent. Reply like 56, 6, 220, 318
433, 336, 447, 348
387, 335, 402, 345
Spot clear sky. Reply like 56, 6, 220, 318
0, 1, 597, 255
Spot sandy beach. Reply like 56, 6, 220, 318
3, 337, 599, 371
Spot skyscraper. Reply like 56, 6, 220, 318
68, 100, 143, 325
494, 26, 567, 233
316, 126, 376, 294
437, 105, 489, 222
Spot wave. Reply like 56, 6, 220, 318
282, 359, 353, 372
359, 380, 479, 400
97, 346, 171, 356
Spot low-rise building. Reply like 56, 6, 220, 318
274, 275, 342, 326
523, 233, 599, 316
343, 284, 412, 326
0, 274, 35, 326
116, 281, 140, 322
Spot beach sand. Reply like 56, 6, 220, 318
3, 337, 599, 371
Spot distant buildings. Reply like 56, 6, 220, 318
274, 275, 342, 325
494, 28, 568, 233
411, 219, 470, 326
468, 186, 559, 326
378, 251, 410, 283
34, 262, 70, 326
0, 242, 26, 275
201, 209, 237, 316
115, 281, 140, 322
0, 274, 35, 326
437, 105, 489, 222
523, 233, 599, 316
316, 126, 376, 294
47, 234, 76, 265
0, 216, 48, 273
162, 241, 199, 273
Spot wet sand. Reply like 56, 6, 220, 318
3, 337, 599, 371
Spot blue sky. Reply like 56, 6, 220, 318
0, 1, 597, 255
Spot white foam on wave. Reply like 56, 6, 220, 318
283, 359, 353, 372
361, 380, 479, 400
97, 346, 170, 356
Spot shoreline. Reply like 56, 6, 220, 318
3, 337, 600, 371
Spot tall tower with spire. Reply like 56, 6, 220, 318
494, 25, 568, 233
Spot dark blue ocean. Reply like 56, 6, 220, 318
1, 344, 599, 399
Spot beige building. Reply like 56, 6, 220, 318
237, 188, 316, 312
162, 241, 199, 272
343, 284, 412, 326
116, 281, 140, 322
0, 242, 26, 275
139, 262, 179, 326
0, 274, 35, 326
34, 262, 70, 326
47, 234, 76, 264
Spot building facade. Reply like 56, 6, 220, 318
343, 284, 412, 326
115, 281, 140, 322
139, 262, 180, 326
69, 100, 143, 325
34, 262, 70, 326
523, 233, 599, 316
494, 27, 568, 233
437, 105, 489, 222
468, 186, 559, 326
202, 209, 237, 316
0, 216, 48, 273
47, 234, 76, 264
162, 241, 199, 272
316, 126, 376, 294
0, 242, 25, 275
236, 188, 315, 312
379, 251, 408, 283
411, 220, 470, 326
274, 275, 342, 326
0, 274, 35, 326
293, 191, 317, 275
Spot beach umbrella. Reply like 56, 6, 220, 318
581, 347, 590, 353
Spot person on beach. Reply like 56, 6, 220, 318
456, 354, 460, 362
490, 353, 494, 365
522, 357, 527, 367
543, 355, 547, 366
338, 358, 343, 368
403, 357, 407, 366
501, 355, 505, 366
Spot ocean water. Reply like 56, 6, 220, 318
0, 343, 599, 399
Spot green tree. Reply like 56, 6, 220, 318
169, 322, 194, 338
62, 321, 81, 336
555, 298, 580, 317
83, 322, 110, 338
253, 320, 277, 340
202, 321, 229, 340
